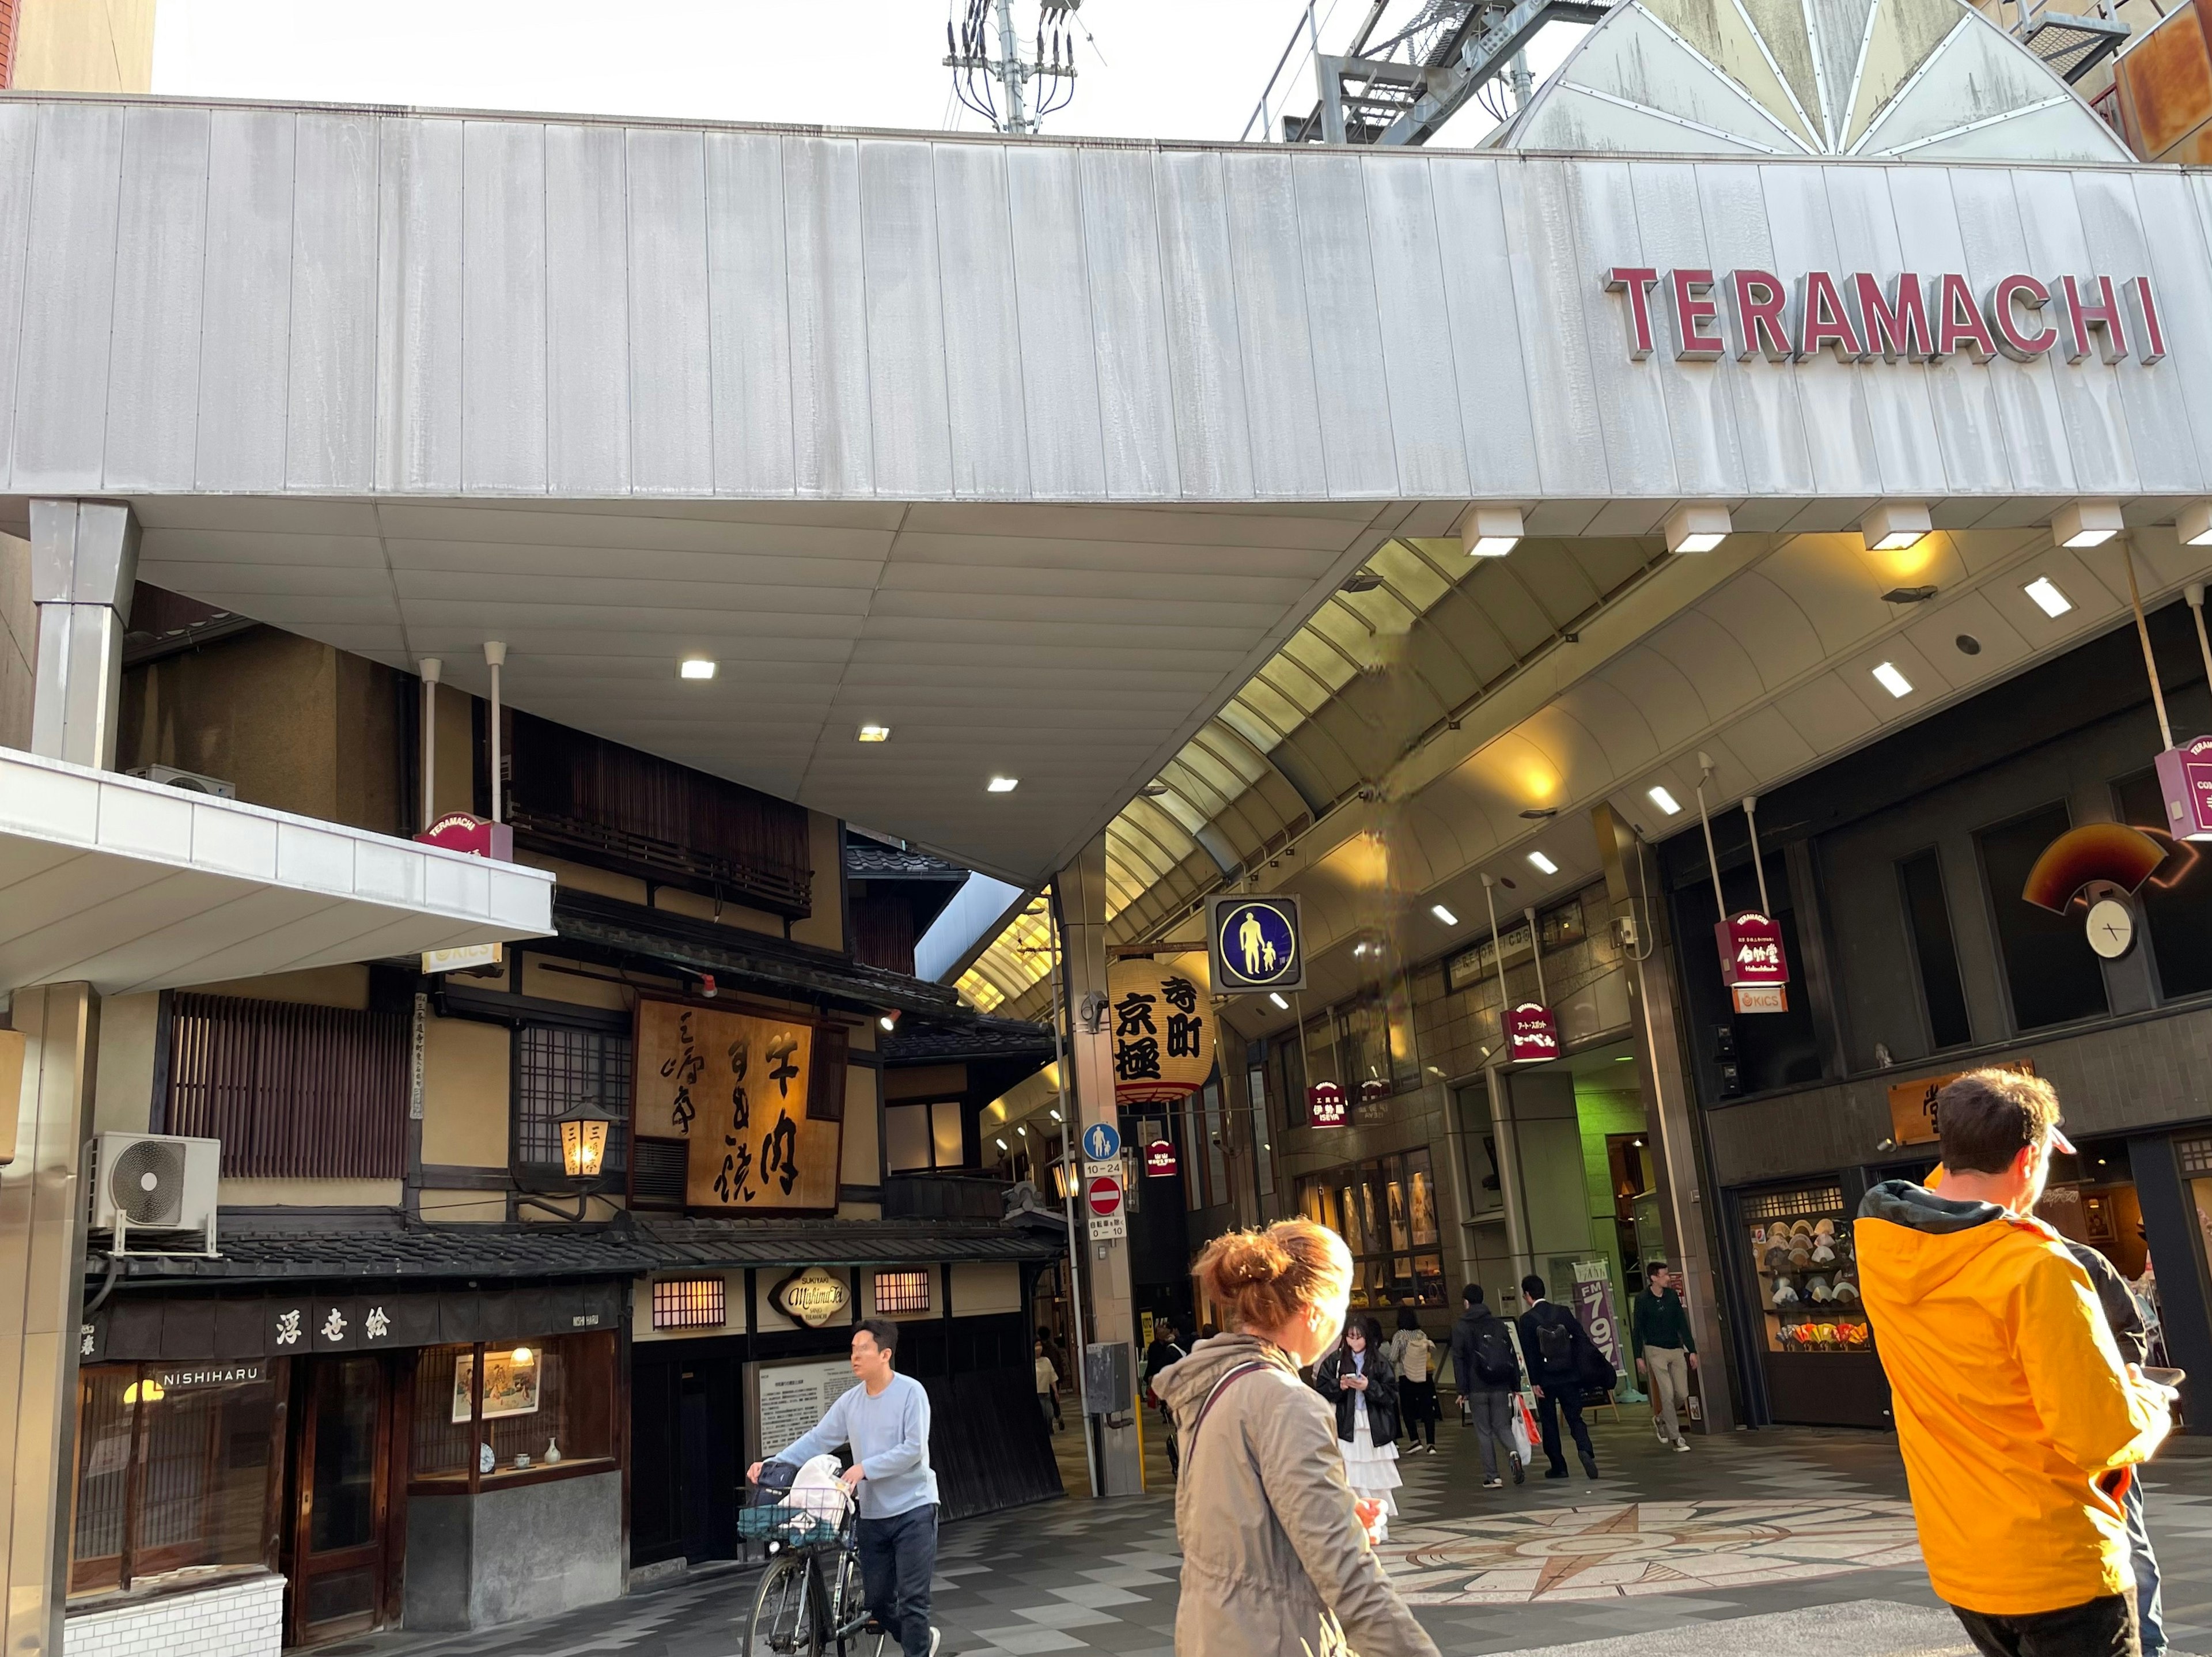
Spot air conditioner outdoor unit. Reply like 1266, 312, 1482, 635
125, 765, 237, 800
86, 1133, 221, 1257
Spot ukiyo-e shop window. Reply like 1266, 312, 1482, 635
411, 1334, 618, 1484
69, 1363, 282, 1597
1298, 1148, 1444, 1309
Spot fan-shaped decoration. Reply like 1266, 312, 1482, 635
2021, 822, 2166, 913
1492, 0, 2130, 161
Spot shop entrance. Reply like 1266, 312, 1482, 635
630, 1345, 743, 1572
286, 1356, 394, 1646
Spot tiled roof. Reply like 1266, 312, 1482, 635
104, 1213, 1066, 1287
846, 840, 968, 879
882, 1015, 1054, 1064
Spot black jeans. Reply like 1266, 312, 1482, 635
856, 1503, 938, 1657
1952, 1593, 2139, 1657
1536, 1388, 1595, 1473
1399, 1379, 1438, 1446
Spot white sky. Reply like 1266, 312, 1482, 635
152, 0, 1582, 145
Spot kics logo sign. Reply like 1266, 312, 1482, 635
1603, 267, 2165, 368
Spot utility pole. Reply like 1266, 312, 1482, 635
947, 0, 1084, 134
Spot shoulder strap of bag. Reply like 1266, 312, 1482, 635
1183, 1360, 1271, 1465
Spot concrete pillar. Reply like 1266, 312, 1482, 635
1053, 835, 1142, 1496
29, 498, 139, 767
1591, 803, 1734, 1431
6, 499, 131, 1649
1, 983, 100, 1657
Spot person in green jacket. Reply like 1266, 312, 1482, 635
1632, 1262, 1698, 1451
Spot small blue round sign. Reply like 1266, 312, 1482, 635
1217, 900, 1300, 987
1081, 1122, 1122, 1162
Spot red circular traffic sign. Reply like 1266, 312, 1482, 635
1086, 1176, 1123, 1218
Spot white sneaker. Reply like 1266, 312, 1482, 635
929, 1630, 942, 1657
1673, 1439, 1692, 1452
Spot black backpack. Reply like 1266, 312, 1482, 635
1535, 1314, 1578, 1374
1472, 1321, 1518, 1386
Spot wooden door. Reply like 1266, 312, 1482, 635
290, 1357, 390, 1645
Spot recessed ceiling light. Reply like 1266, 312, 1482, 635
679, 657, 717, 680
1460, 505, 1525, 558
1431, 905, 1459, 926
995, 1137, 1008, 1151
1872, 661, 1914, 698
1269, 992, 1289, 1010
2024, 576, 2073, 618
1527, 850, 1559, 875
1647, 785, 1683, 816
987, 776, 1020, 793
1664, 504, 1730, 555
2052, 501, 2122, 549
857, 724, 891, 743
1956, 634, 1982, 656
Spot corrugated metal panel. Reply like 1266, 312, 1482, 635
105, 103, 209, 492
627, 125, 714, 495
286, 111, 378, 494
545, 122, 633, 494
198, 109, 296, 493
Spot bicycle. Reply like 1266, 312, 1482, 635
740, 1464, 888, 1657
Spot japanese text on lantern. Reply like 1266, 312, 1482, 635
1107, 957, 1214, 1107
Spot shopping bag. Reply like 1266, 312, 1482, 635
1509, 1397, 1533, 1465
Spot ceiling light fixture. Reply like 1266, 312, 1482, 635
1881, 585, 1939, 604
1527, 850, 1559, 875
1459, 504, 1525, 558
1340, 569, 1385, 593
1269, 992, 1290, 1010
1431, 905, 1459, 926
1647, 785, 1683, 816
679, 657, 717, 680
1663, 503, 1731, 555
2052, 500, 2122, 548
1050, 1109, 1062, 1122
1139, 782, 1169, 797
2181, 502, 2212, 547
857, 724, 891, 743
1519, 807, 1557, 820
2024, 576, 2074, 618
987, 776, 1020, 793
1872, 661, 1914, 698
1861, 502, 1933, 552
995, 1137, 1008, 1151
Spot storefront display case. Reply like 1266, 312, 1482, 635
1297, 1147, 1446, 1308
1736, 1183, 1891, 1428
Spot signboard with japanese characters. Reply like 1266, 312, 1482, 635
1145, 1139, 1178, 1178
635, 996, 842, 1215
1107, 957, 1214, 1107
1887, 1060, 2037, 1147
1715, 911, 1789, 987
1507, 1002, 1559, 1063
1308, 1080, 1347, 1127
2156, 737, 2212, 841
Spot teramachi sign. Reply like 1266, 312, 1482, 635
1603, 267, 2165, 368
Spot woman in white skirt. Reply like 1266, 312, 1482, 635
1315, 1315, 1403, 1541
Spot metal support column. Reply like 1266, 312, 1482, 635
28, 500, 139, 769
1592, 802, 1736, 1431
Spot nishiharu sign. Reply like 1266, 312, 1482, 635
1604, 267, 2165, 368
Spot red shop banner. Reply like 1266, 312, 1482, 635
1715, 911, 1788, 986
1144, 1138, 1178, 1178
1308, 1081, 1346, 1128
1508, 1002, 1559, 1064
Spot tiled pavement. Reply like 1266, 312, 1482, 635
340, 1412, 2212, 1657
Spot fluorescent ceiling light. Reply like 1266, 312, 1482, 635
1459, 505, 1525, 558
1647, 785, 1683, 816
678, 657, 717, 680
2024, 576, 2073, 618
1431, 905, 1459, 926
1664, 504, 1731, 555
1269, 992, 1290, 1010
995, 1137, 1008, 1151
857, 724, 891, 743
1861, 502, 1932, 552
1050, 1109, 1062, 1121
1872, 661, 1914, 698
987, 776, 1020, 793
2181, 502, 2212, 547
2052, 500, 2122, 548
1527, 850, 1559, 875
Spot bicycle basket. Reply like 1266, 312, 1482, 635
739, 1465, 850, 1550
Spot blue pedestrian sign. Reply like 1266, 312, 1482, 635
1207, 893, 1306, 993
1081, 1122, 1122, 1163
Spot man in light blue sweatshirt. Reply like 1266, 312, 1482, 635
750, 1319, 940, 1657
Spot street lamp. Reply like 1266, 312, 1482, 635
557, 1102, 612, 1185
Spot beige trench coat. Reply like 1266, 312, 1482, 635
1154, 1334, 1439, 1657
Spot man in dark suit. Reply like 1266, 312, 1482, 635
1518, 1273, 1605, 1480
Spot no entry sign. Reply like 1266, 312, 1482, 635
1086, 1176, 1123, 1219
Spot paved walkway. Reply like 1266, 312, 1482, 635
338, 1413, 2212, 1657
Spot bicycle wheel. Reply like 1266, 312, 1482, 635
831, 1546, 887, 1657
746, 1552, 821, 1657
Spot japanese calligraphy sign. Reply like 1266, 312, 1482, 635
1308, 1080, 1347, 1128
635, 997, 842, 1214
2156, 737, 2212, 841
1715, 911, 1788, 987
1887, 1060, 2036, 1147
1107, 956, 1214, 1107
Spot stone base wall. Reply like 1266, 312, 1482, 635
65, 1572, 284, 1657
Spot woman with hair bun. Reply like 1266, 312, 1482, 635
1153, 1220, 1439, 1657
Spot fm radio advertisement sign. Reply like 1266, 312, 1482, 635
1508, 1002, 1559, 1064
1570, 1261, 1623, 1374
2156, 737, 2212, 841
1308, 1081, 1346, 1128
1715, 912, 1788, 986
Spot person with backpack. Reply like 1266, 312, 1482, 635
1388, 1308, 1439, 1454
1448, 1284, 1524, 1488
1143, 1321, 1190, 1477
1519, 1273, 1606, 1480
1155, 1220, 1439, 1657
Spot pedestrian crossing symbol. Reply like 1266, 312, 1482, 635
1207, 893, 1305, 993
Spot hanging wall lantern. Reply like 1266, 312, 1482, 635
1107, 956, 1214, 1107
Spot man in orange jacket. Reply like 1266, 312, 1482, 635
1858, 1069, 2175, 1657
